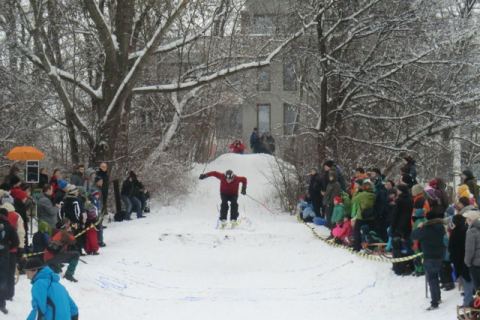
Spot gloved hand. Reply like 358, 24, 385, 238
72, 314, 79, 320
241, 186, 247, 195
199, 174, 207, 180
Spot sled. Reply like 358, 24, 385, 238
457, 306, 480, 320
362, 242, 391, 258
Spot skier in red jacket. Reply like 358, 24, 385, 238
199, 170, 247, 227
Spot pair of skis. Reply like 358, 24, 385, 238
216, 220, 240, 230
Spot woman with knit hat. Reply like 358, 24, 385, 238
462, 170, 479, 204
411, 184, 429, 276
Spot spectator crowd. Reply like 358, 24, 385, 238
296, 157, 480, 312
0, 162, 150, 316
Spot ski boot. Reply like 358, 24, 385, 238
218, 220, 228, 229
64, 274, 78, 283
231, 220, 239, 229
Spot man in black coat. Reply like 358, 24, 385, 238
370, 168, 388, 241
95, 163, 109, 247
449, 214, 474, 307
411, 216, 446, 311
0, 208, 20, 314
249, 128, 261, 154
390, 185, 413, 275
308, 169, 323, 217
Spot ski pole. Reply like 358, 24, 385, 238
246, 194, 276, 215
425, 276, 428, 299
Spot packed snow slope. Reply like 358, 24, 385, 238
12, 154, 458, 319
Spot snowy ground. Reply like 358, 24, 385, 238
11, 154, 459, 319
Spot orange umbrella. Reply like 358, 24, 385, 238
6, 146, 45, 161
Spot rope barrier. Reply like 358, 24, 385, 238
22, 218, 102, 259
303, 221, 424, 263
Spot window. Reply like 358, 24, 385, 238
258, 104, 271, 134
283, 103, 297, 135
283, 59, 297, 91
257, 68, 271, 91
252, 15, 274, 35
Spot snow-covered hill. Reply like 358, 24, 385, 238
11, 154, 458, 319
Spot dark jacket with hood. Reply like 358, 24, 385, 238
391, 188, 413, 238
465, 218, 480, 268
411, 218, 445, 260
449, 214, 471, 280
463, 170, 479, 203
323, 171, 341, 208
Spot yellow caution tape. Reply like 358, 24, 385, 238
303, 221, 423, 263
22, 217, 103, 259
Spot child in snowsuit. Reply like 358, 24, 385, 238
331, 196, 345, 225
332, 218, 353, 246
84, 193, 100, 255
411, 184, 429, 276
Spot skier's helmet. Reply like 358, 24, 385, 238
225, 170, 234, 181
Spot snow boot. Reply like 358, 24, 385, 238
64, 274, 78, 283
231, 220, 239, 229
218, 220, 228, 229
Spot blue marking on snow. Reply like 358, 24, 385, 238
96, 276, 128, 291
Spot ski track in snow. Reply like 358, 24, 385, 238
10, 154, 458, 319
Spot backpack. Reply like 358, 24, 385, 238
340, 191, 352, 217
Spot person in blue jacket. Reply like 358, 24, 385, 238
25, 258, 79, 320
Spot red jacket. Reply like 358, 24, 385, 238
44, 230, 75, 261
7, 212, 19, 253
229, 142, 245, 154
206, 171, 247, 196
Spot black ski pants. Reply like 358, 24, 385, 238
220, 194, 239, 221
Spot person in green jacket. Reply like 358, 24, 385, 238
331, 196, 345, 225
351, 181, 376, 251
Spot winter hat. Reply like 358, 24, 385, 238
458, 184, 472, 199
462, 170, 475, 180
65, 184, 78, 195
362, 181, 373, 191
428, 179, 438, 189
411, 184, 424, 197
333, 196, 342, 204
463, 210, 480, 221
58, 179, 68, 190
24, 258, 45, 271
1, 203, 15, 212
10, 188, 27, 202
85, 167, 96, 177
323, 160, 335, 168
225, 170, 234, 180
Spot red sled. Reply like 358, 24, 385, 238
85, 227, 99, 254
